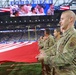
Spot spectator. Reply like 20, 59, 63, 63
38, 6, 45, 15
30, 7, 37, 15
47, 4, 54, 15
19, 5, 28, 16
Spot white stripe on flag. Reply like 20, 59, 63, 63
0, 41, 34, 53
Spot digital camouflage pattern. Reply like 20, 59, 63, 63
38, 35, 55, 51
44, 27, 76, 75
38, 35, 55, 75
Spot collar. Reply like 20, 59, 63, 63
63, 26, 75, 37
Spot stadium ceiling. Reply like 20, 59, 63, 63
0, 0, 9, 7
0, 0, 76, 7
54, 0, 76, 6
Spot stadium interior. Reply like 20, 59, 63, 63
0, 0, 76, 75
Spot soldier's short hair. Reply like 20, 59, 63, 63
55, 27, 62, 35
62, 10, 76, 23
45, 28, 50, 35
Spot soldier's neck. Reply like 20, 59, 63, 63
63, 25, 74, 33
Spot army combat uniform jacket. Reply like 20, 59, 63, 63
44, 27, 76, 75
38, 35, 55, 50
38, 35, 55, 75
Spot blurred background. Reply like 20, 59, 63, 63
0, 0, 76, 75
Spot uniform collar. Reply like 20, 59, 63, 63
48, 35, 52, 38
63, 26, 75, 36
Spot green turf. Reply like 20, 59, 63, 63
0, 62, 42, 75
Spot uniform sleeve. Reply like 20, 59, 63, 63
44, 36, 56, 55
38, 39, 44, 49
45, 43, 57, 56
48, 36, 55, 48
45, 36, 76, 66
44, 43, 57, 64
43, 36, 55, 51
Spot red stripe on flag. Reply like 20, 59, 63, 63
60, 6, 70, 10
0, 42, 40, 63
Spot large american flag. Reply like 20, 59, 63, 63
60, 6, 70, 10
0, 41, 35, 53
0, 8, 10, 12
0, 41, 39, 63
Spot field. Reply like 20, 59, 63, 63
0, 62, 42, 75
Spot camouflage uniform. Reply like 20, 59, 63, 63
38, 35, 55, 75
38, 35, 55, 50
44, 27, 76, 75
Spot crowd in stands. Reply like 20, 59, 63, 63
0, 30, 45, 43
10, 4, 54, 17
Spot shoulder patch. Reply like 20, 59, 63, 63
69, 37, 76, 48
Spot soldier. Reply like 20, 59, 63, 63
38, 28, 55, 50
37, 10, 76, 75
53, 27, 62, 41
38, 28, 55, 75
51, 27, 62, 75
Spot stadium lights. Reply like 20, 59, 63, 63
36, 25, 41, 28
47, 24, 50, 27
56, 19, 58, 21
1, 21, 3, 23
52, 19, 54, 21
19, 20, 21, 22
47, 19, 49, 21
42, 19, 44, 21
14, 21, 17, 23
26, 26, 30, 28
38, 19, 40, 22
35, 20, 37, 22
29, 20, 32, 22
10, 21, 12, 23
57, 23, 60, 26
24, 20, 26, 22
5, 21, 8, 23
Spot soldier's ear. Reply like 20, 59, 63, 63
70, 16, 74, 23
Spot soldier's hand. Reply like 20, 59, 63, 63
39, 49, 45, 53
39, 36, 43, 40
37, 53, 44, 61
